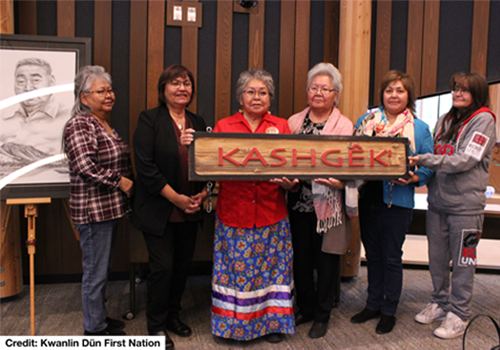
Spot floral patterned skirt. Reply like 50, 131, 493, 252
211, 216, 295, 340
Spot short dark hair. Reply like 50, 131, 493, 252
379, 70, 417, 115
157, 65, 195, 106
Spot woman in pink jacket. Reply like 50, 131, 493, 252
286, 63, 354, 339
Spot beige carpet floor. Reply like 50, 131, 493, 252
1, 266, 500, 349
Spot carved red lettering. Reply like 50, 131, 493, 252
270, 148, 287, 167
321, 149, 342, 166
292, 149, 316, 166
349, 144, 364, 167
241, 148, 269, 166
370, 150, 389, 166
218, 147, 241, 166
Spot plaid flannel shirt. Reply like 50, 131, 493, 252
64, 114, 132, 225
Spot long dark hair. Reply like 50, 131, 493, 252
157, 65, 195, 107
440, 72, 490, 143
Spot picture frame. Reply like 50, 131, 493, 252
0, 34, 91, 199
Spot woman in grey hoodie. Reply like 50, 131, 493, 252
410, 73, 496, 340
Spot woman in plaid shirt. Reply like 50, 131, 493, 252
64, 65, 134, 336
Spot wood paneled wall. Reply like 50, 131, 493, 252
13, 0, 338, 129
337, 0, 372, 278
56, 0, 74, 37
1, 0, 14, 34
471, 0, 490, 77
10, 0, 340, 276
372, 0, 497, 104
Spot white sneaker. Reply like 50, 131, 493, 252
433, 312, 467, 339
415, 303, 446, 324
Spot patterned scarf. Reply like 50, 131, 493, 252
288, 107, 355, 233
357, 107, 416, 153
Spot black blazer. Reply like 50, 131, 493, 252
132, 105, 206, 235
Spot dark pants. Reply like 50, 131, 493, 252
359, 200, 412, 316
289, 210, 341, 323
142, 221, 199, 332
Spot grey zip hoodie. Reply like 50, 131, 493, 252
417, 109, 496, 215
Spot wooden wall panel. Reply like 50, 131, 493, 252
182, 26, 198, 113
490, 83, 500, 141
337, 0, 371, 278
94, 0, 112, 73
40, 202, 64, 274
57, 0, 74, 37
324, 0, 339, 67
293, 0, 310, 113
182, 0, 200, 114
420, 0, 440, 96
248, 0, 265, 69
373, 0, 391, 106
1, 0, 14, 34
471, 0, 490, 76
406, 0, 424, 95
129, 1, 148, 156
0, 201, 22, 297
214, 0, 233, 123
338, 0, 371, 122
58, 201, 84, 274
278, 0, 295, 119
147, 0, 165, 110
17, 0, 36, 35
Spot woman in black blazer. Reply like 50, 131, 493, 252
133, 65, 206, 349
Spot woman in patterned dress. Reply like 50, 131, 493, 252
211, 69, 296, 344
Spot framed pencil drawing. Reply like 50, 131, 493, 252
0, 34, 91, 199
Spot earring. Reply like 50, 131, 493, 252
239, 108, 244, 114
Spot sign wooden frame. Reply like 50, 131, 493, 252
189, 133, 410, 181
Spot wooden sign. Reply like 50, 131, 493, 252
189, 133, 409, 181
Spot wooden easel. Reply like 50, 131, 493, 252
5, 197, 51, 336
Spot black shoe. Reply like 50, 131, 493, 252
350, 308, 381, 324
295, 312, 314, 326
106, 317, 125, 331
376, 314, 396, 334
308, 321, 328, 339
149, 330, 174, 349
165, 317, 192, 337
263, 333, 283, 343
84, 326, 126, 336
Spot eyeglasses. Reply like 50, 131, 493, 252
85, 88, 114, 97
170, 80, 192, 88
309, 86, 336, 94
243, 90, 269, 97
453, 86, 470, 94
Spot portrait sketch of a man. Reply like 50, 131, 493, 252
0, 49, 75, 185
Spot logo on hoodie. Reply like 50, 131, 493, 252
458, 229, 481, 267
